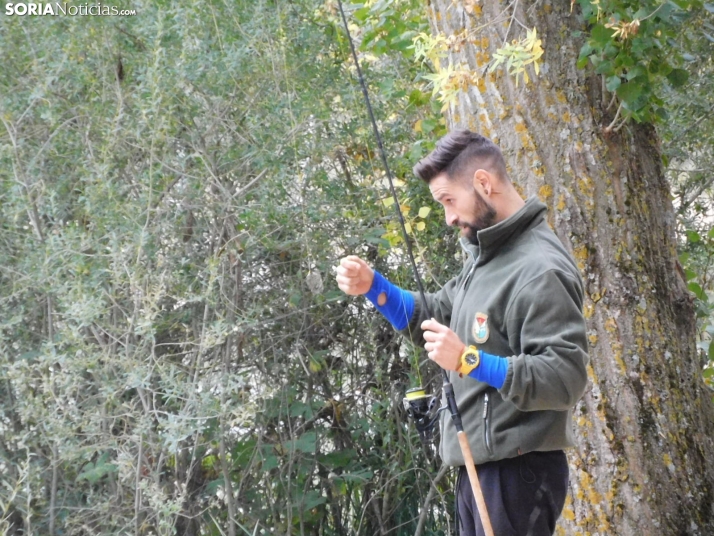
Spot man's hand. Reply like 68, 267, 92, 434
421, 318, 466, 371
335, 255, 375, 296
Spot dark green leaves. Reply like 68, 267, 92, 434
667, 68, 689, 87
578, 0, 697, 124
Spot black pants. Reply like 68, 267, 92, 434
456, 450, 569, 536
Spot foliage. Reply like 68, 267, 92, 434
491, 28, 544, 87
3, 0, 712, 533
575, 0, 702, 128
0, 0, 458, 534
658, 3, 714, 385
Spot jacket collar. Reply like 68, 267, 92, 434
459, 196, 547, 265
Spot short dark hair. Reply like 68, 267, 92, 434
413, 129, 508, 184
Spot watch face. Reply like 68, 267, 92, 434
465, 354, 478, 366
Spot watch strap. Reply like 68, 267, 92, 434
456, 345, 480, 376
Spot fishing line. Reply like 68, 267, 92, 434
335, 0, 433, 321
335, 3, 495, 533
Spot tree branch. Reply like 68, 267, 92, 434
415, 464, 450, 536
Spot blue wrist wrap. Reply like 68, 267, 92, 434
364, 271, 414, 330
468, 351, 508, 389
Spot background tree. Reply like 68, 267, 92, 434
422, 0, 714, 533
3, 0, 714, 535
0, 1, 454, 534
661, 3, 714, 385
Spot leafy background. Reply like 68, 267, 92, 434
1, 0, 712, 534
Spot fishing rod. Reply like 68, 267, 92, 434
335, 2, 494, 535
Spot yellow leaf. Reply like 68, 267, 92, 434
381, 197, 395, 207
416, 221, 426, 231
404, 222, 412, 234
418, 206, 431, 218
414, 119, 423, 133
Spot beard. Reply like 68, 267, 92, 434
462, 190, 497, 244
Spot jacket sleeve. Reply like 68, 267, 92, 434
397, 266, 467, 346
499, 269, 589, 411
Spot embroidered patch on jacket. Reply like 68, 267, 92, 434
472, 312, 490, 344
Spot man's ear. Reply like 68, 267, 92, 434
472, 168, 493, 196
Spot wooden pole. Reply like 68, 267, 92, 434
458, 431, 495, 536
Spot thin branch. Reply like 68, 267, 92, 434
134, 437, 143, 536
415, 464, 450, 536
683, 175, 714, 208
502, 0, 521, 45
639, 2, 667, 22
49, 444, 58, 536
604, 101, 624, 133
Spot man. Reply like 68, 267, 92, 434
335, 130, 588, 536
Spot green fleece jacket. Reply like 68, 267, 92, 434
401, 197, 589, 466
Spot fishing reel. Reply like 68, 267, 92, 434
403, 386, 443, 444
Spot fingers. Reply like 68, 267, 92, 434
334, 255, 370, 295
421, 318, 446, 335
335, 272, 358, 293
336, 255, 362, 276
421, 320, 463, 371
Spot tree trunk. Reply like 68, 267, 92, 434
427, 1, 714, 534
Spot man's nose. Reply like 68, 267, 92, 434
445, 209, 458, 226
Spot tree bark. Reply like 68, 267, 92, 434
428, 1, 714, 534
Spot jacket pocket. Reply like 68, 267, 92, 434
483, 392, 494, 456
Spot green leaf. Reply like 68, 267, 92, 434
284, 431, 317, 454
667, 68, 689, 87
616, 81, 643, 105
289, 401, 312, 418
687, 230, 701, 243
205, 477, 225, 495
590, 24, 615, 47
421, 118, 438, 133
606, 76, 622, 92
578, 42, 594, 60
689, 281, 705, 299
319, 449, 356, 469
18, 350, 40, 361
298, 490, 327, 512
625, 65, 646, 81
353, 7, 370, 22
595, 60, 614, 75
408, 89, 428, 106
409, 141, 424, 161
77, 453, 118, 484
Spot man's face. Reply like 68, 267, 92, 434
428, 172, 497, 243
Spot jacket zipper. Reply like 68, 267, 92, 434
452, 262, 477, 322
483, 393, 493, 455
462, 263, 476, 288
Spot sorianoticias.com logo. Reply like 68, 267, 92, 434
5, 3, 136, 16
